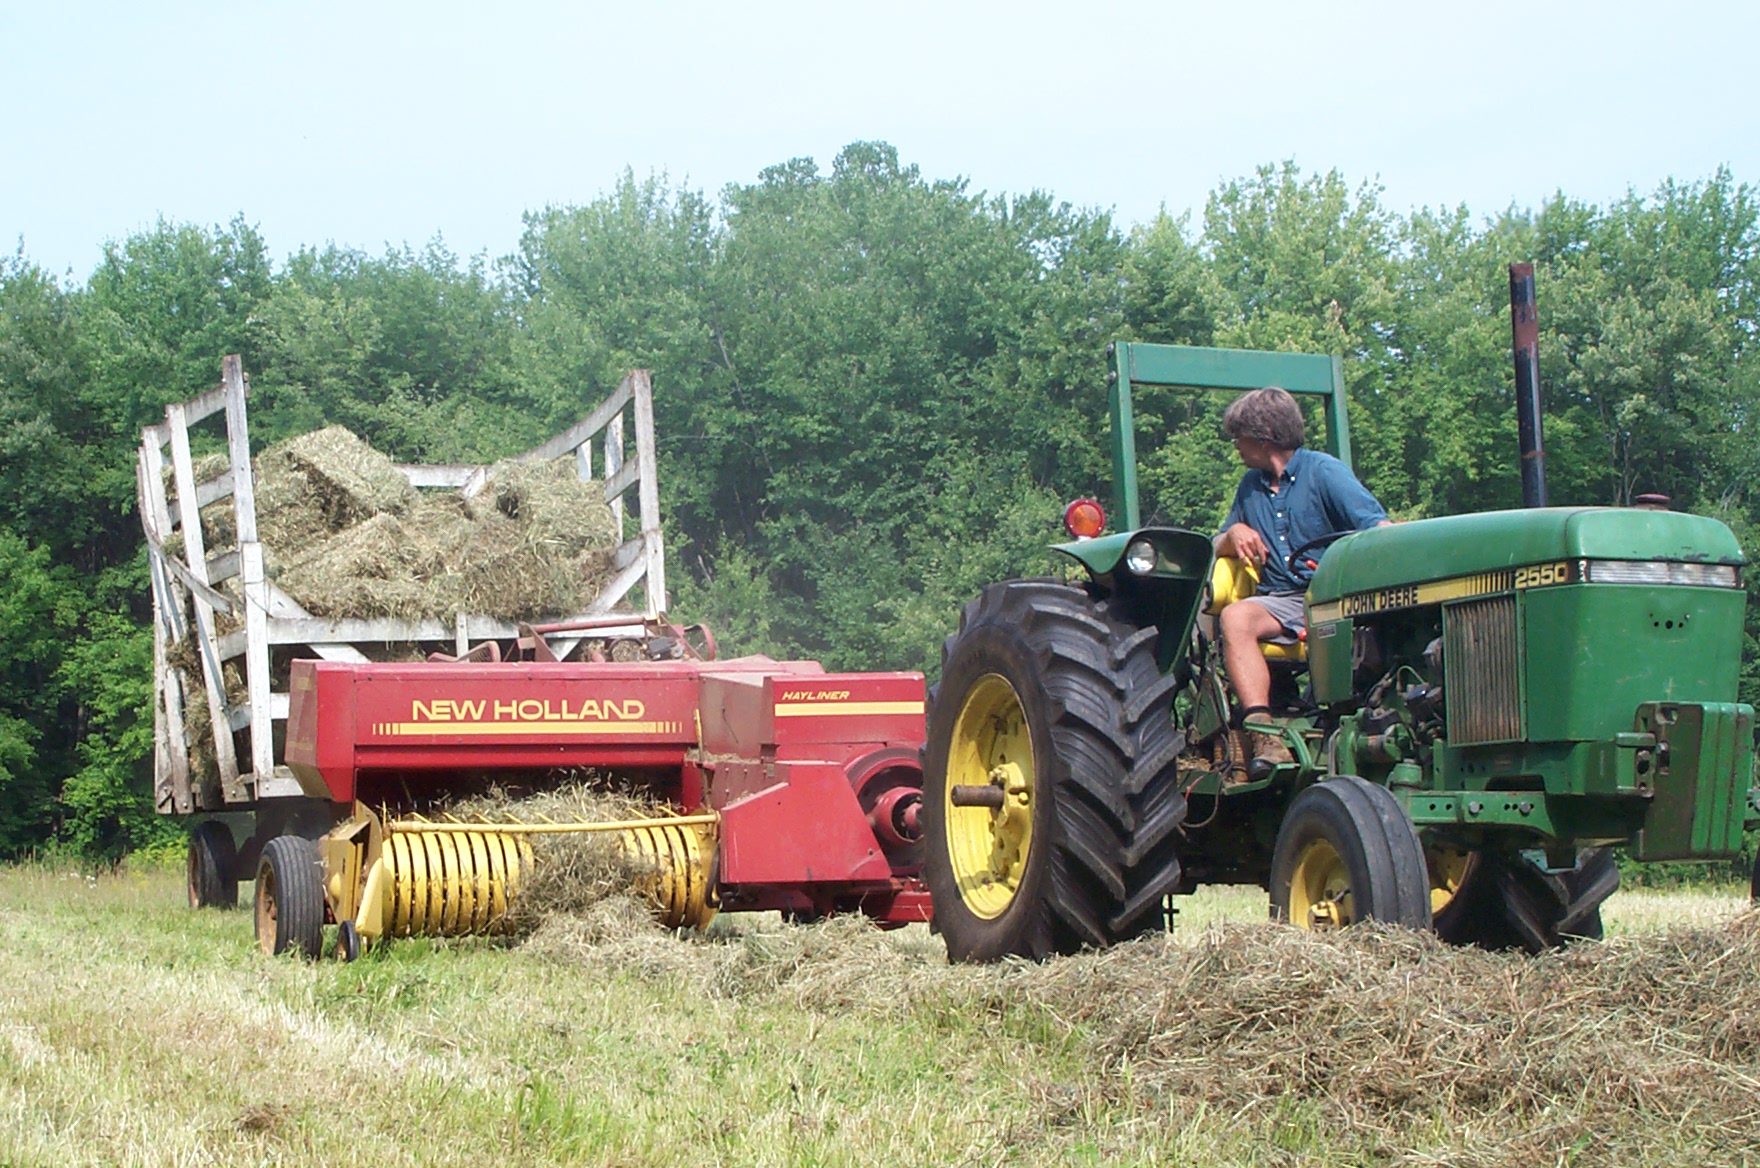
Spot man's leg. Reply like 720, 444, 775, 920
1219, 599, 1285, 712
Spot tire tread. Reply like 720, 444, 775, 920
925, 579, 1186, 960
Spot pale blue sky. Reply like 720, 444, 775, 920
3, 1, 1754, 280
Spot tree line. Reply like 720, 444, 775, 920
1, 142, 1754, 858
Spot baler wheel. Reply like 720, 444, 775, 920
923, 579, 1187, 961
1431, 847, 1617, 953
187, 820, 238, 910
1269, 777, 1432, 931
335, 919, 362, 963
254, 835, 325, 959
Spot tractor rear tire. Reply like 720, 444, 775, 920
187, 820, 238, 909
923, 580, 1186, 961
1432, 847, 1617, 953
254, 835, 325, 958
1269, 777, 1433, 931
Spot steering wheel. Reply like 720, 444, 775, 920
1287, 531, 1352, 577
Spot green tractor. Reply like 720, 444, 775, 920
922, 341, 1756, 959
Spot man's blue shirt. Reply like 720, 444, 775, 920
1218, 447, 1386, 594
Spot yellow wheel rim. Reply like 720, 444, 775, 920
1426, 843, 1475, 915
1287, 838, 1354, 930
944, 674, 1035, 919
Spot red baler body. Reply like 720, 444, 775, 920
285, 656, 931, 922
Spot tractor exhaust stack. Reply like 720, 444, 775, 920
1508, 262, 1548, 508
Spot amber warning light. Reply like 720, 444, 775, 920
1063, 498, 1106, 540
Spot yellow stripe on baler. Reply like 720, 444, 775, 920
773, 701, 924, 717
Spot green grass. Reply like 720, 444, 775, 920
0, 866, 1751, 1167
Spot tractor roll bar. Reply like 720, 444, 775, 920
1105, 342, 1352, 530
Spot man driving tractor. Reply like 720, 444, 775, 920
1212, 387, 1391, 760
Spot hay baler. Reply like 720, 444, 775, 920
922, 340, 1756, 961
251, 618, 931, 957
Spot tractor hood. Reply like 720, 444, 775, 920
1308, 507, 1747, 604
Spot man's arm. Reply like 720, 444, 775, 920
1213, 483, 1269, 564
1318, 458, 1389, 531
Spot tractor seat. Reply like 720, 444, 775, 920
1205, 556, 1308, 663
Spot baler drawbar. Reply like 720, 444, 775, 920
261, 620, 930, 958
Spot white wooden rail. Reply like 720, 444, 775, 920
138, 362, 665, 813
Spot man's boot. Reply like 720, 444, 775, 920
1236, 704, 1294, 778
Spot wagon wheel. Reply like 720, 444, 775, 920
187, 820, 238, 909
1269, 777, 1432, 930
923, 579, 1187, 962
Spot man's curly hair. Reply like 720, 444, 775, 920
1221, 386, 1305, 450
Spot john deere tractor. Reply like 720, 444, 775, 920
923, 342, 1756, 960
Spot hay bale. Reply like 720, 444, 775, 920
468, 457, 619, 557
168, 429, 414, 554
275, 508, 455, 621
276, 493, 616, 622
162, 429, 622, 630
253, 426, 416, 550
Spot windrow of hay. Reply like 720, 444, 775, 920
453, 784, 677, 931
524, 909, 1760, 1165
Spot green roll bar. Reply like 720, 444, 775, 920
1106, 342, 1352, 530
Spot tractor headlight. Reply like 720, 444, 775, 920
1585, 560, 1741, 588
1124, 539, 1158, 575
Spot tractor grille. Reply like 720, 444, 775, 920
1443, 595, 1522, 745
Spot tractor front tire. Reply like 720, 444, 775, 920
1269, 777, 1433, 931
923, 580, 1187, 962
254, 835, 325, 958
187, 820, 238, 909
1432, 846, 1617, 953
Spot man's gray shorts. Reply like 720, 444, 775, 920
1241, 590, 1306, 645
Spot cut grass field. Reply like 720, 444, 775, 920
1, 865, 1756, 1167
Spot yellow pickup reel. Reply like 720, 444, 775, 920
316, 803, 719, 959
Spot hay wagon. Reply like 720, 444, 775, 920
137, 356, 671, 882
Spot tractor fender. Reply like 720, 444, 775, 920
1050, 527, 1216, 662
